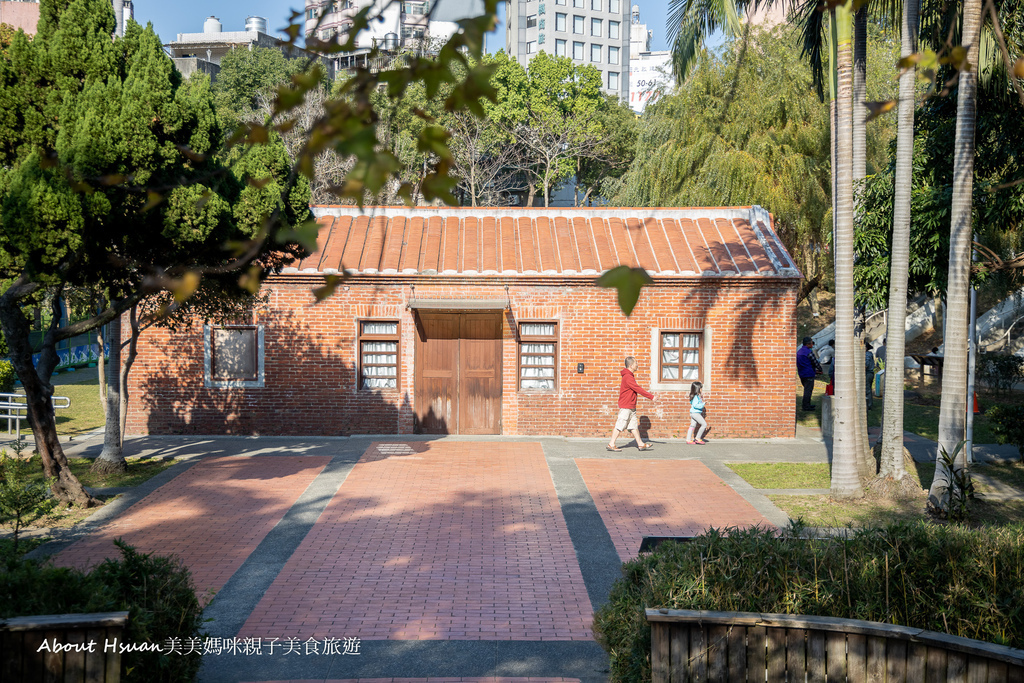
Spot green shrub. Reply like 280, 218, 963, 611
0, 360, 15, 393
987, 404, 1024, 461
977, 353, 1024, 395
0, 541, 206, 683
592, 523, 1024, 682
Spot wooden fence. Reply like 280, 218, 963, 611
647, 609, 1024, 683
1, 611, 129, 683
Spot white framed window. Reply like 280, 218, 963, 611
359, 320, 400, 389
608, 45, 619, 64
650, 327, 711, 391
555, 38, 566, 55
402, 0, 429, 15
527, 40, 537, 53
572, 40, 584, 59
519, 321, 558, 390
555, 12, 566, 31
609, 0, 620, 12
573, 15, 584, 33
608, 20, 620, 38
204, 324, 265, 388
607, 70, 619, 90
573, 0, 584, 7
591, 0, 602, 9
591, 17, 601, 36
556, 0, 566, 5
526, 13, 538, 27
591, 43, 602, 62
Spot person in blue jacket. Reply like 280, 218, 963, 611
797, 336, 823, 411
686, 381, 708, 444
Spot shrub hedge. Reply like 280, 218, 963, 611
1, 540, 205, 682
592, 522, 1024, 682
0, 360, 15, 393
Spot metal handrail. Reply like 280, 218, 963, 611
0, 392, 71, 442
982, 313, 1024, 352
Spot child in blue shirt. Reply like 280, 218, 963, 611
687, 381, 708, 445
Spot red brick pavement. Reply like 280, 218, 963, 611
240, 442, 593, 641
575, 459, 771, 560
54, 456, 328, 598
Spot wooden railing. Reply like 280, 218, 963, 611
647, 609, 1024, 683
1, 611, 129, 683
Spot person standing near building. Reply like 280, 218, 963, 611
607, 356, 657, 451
797, 337, 823, 411
686, 381, 708, 444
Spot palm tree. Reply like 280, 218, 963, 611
878, 0, 921, 484
929, 0, 983, 511
830, 2, 864, 498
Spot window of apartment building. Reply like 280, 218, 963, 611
572, 40, 584, 59
402, 1, 429, 14
573, 15, 584, 33
608, 20, 620, 38
401, 25, 425, 40
555, 12, 566, 31
306, 7, 319, 20
609, 0, 620, 12
574, 0, 584, 7
359, 321, 400, 389
607, 71, 619, 90
555, 0, 566, 5
519, 322, 558, 390
205, 316, 264, 388
526, 13, 538, 27
591, 17, 601, 35
591, 0, 602, 9
660, 331, 701, 382
555, 38, 567, 55
527, 40, 537, 53
591, 43, 602, 62
608, 45, 619, 64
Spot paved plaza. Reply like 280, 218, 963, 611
34, 432, 841, 682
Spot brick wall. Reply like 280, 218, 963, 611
125, 276, 798, 438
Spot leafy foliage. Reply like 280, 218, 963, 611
594, 523, 1024, 681
0, 541, 205, 682
0, 451, 58, 555
987, 404, 1024, 460
0, 359, 13, 392
977, 352, 1024, 394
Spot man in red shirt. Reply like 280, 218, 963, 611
607, 356, 657, 451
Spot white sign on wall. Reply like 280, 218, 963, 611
629, 52, 673, 114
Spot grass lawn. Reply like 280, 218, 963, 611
4, 376, 106, 440
17, 454, 177, 489
727, 463, 831, 489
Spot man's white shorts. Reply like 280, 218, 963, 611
614, 408, 638, 431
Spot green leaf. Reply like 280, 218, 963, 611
277, 219, 321, 253
596, 266, 653, 316
312, 273, 347, 302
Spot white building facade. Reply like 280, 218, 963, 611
627, 5, 673, 114
505, 0, 629, 99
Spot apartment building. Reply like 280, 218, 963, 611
505, 0, 629, 99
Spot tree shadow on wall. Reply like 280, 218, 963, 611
137, 308, 408, 436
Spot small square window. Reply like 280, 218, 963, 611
205, 319, 264, 388
556, 0, 566, 5
591, 43, 602, 62
555, 38, 566, 55
360, 320, 400, 389
607, 70, 619, 90
526, 13, 538, 27
573, 15, 584, 33
527, 40, 537, 53
609, 0, 620, 12
591, 17, 601, 36
573, 0, 584, 7
555, 12, 566, 31
591, 0, 602, 9
572, 40, 584, 59
519, 322, 558, 390
608, 20, 620, 38
660, 331, 701, 382
608, 45, 619, 64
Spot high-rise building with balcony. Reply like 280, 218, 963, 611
505, 0, 629, 100
304, 0, 485, 70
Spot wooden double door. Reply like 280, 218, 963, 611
414, 312, 502, 435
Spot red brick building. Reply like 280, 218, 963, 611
125, 205, 801, 439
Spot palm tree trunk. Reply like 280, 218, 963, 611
929, 0, 982, 512
830, 3, 863, 499
878, 0, 920, 482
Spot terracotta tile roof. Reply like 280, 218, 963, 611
286, 206, 801, 278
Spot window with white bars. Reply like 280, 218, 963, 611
519, 322, 558, 390
359, 321, 399, 389
660, 331, 701, 382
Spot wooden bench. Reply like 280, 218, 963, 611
647, 608, 1024, 683
910, 354, 944, 382
1, 611, 130, 683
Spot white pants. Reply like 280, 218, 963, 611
689, 412, 707, 440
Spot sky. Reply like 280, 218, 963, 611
139, 0, 680, 52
